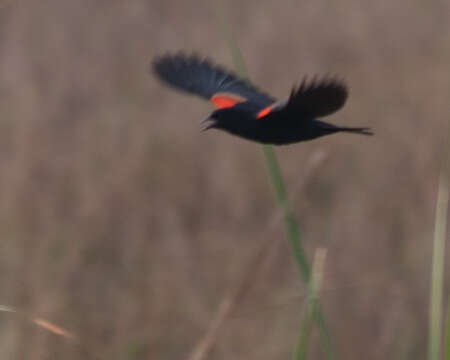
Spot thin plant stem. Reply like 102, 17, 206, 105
428, 125, 450, 360
215, 3, 335, 359
262, 145, 311, 280
296, 248, 327, 360
445, 301, 450, 360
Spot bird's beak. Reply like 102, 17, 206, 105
200, 114, 212, 124
200, 114, 217, 131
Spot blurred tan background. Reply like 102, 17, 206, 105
0, 0, 449, 359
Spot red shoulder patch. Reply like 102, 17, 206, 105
257, 105, 274, 118
210, 92, 246, 109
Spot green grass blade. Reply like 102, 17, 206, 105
263, 144, 334, 360
296, 307, 314, 360
262, 145, 311, 280
215, 3, 335, 359
296, 249, 327, 360
428, 128, 449, 360
445, 301, 450, 360
215, 0, 249, 81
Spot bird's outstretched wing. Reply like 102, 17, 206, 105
152, 53, 275, 109
257, 76, 348, 119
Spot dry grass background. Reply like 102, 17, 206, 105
0, 0, 449, 359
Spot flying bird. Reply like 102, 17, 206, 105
152, 53, 372, 145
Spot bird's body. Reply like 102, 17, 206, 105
207, 101, 368, 144
152, 53, 372, 145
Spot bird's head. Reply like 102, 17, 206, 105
201, 105, 255, 133
200, 108, 227, 131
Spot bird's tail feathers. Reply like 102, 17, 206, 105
337, 126, 373, 136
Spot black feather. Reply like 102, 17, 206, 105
152, 53, 274, 107
285, 76, 348, 117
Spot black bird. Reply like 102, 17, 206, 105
152, 53, 372, 145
